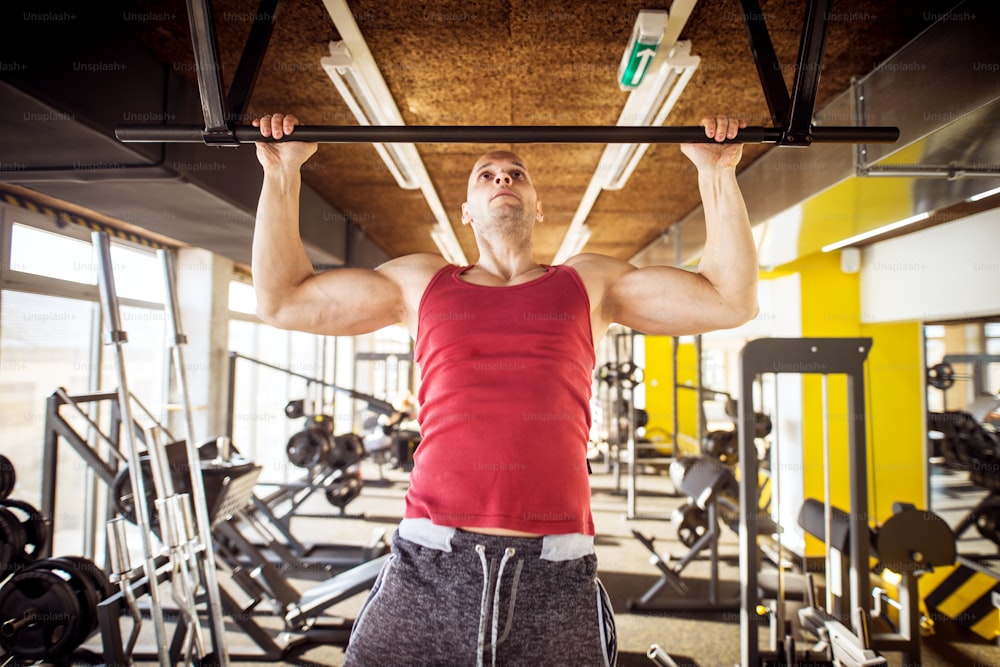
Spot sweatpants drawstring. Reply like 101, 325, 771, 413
491, 548, 516, 667
475, 544, 522, 667
475, 544, 490, 667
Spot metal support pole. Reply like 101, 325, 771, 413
83, 303, 104, 561
847, 361, 871, 622
92, 231, 171, 667
159, 248, 231, 666
694, 334, 704, 448
671, 337, 679, 460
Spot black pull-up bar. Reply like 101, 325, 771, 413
115, 124, 899, 145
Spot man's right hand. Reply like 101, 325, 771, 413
252, 113, 318, 173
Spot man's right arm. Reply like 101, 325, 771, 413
251, 114, 436, 336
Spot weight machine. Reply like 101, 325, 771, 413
629, 458, 741, 613
223, 352, 396, 574
648, 338, 894, 667
33, 233, 386, 664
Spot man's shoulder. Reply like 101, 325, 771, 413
561, 252, 634, 279
376, 253, 451, 310
378, 253, 451, 276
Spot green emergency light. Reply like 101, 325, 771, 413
617, 10, 669, 90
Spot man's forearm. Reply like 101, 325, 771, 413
696, 167, 759, 319
252, 168, 316, 318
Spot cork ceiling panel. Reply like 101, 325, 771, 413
131, 0, 956, 264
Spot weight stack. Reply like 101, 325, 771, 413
921, 556, 1000, 640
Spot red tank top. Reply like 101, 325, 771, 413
405, 264, 597, 535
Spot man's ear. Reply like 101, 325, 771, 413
536, 201, 544, 223
461, 202, 473, 226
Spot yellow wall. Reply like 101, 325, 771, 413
860, 319, 926, 521
793, 251, 860, 548
643, 336, 702, 457
784, 249, 926, 556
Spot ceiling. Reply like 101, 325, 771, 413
2, 0, 997, 271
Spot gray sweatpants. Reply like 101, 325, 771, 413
344, 519, 617, 666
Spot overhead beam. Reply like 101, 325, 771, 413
225, 0, 282, 123
785, 0, 834, 144
116, 124, 899, 145
737, 0, 791, 126
184, 0, 232, 144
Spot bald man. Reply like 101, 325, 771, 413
252, 114, 757, 666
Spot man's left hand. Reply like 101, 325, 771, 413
680, 115, 746, 171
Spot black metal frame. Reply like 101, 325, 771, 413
737, 337, 874, 667
116, 0, 898, 147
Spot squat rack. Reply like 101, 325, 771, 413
115, 0, 899, 148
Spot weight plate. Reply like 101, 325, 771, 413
329, 433, 365, 468
0, 506, 26, 569
43, 558, 101, 650
0, 566, 83, 659
877, 509, 956, 572
286, 429, 329, 468
671, 503, 708, 549
325, 474, 363, 509
0, 455, 15, 500
109, 465, 159, 530
927, 362, 956, 390
1, 499, 49, 566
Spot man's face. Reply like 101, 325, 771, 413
462, 151, 543, 234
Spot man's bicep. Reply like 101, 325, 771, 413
270, 268, 405, 335
604, 266, 721, 336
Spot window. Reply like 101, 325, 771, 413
0, 291, 98, 502
9, 224, 95, 285
9, 223, 165, 302
1, 209, 169, 556
229, 279, 257, 316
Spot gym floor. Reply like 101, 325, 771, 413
115, 461, 1000, 667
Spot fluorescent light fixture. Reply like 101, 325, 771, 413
969, 185, 1000, 202
821, 211, 931, 252
602, 43, 700, 190
318, 0, 469, 265
618, 10, 669, 90
321, 42, 420, 190
563, 227, 592, 258
553, 40, 700, 264
551, 1, 700, 265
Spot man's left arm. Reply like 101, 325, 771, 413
598, 116, 759, 336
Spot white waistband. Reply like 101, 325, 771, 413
398, 518, 595, 561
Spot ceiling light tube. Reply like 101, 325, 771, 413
321, 43, 420, 190
552, 0, 699, 264
969, 185, 1000, 202
821, 211, 932, 252
602, 45, 699, 190
317, 9, 468, 265
603, 57, 698, 190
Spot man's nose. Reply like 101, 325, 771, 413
494, 171, 512, 185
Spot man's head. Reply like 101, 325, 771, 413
461, 151, 543, 245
